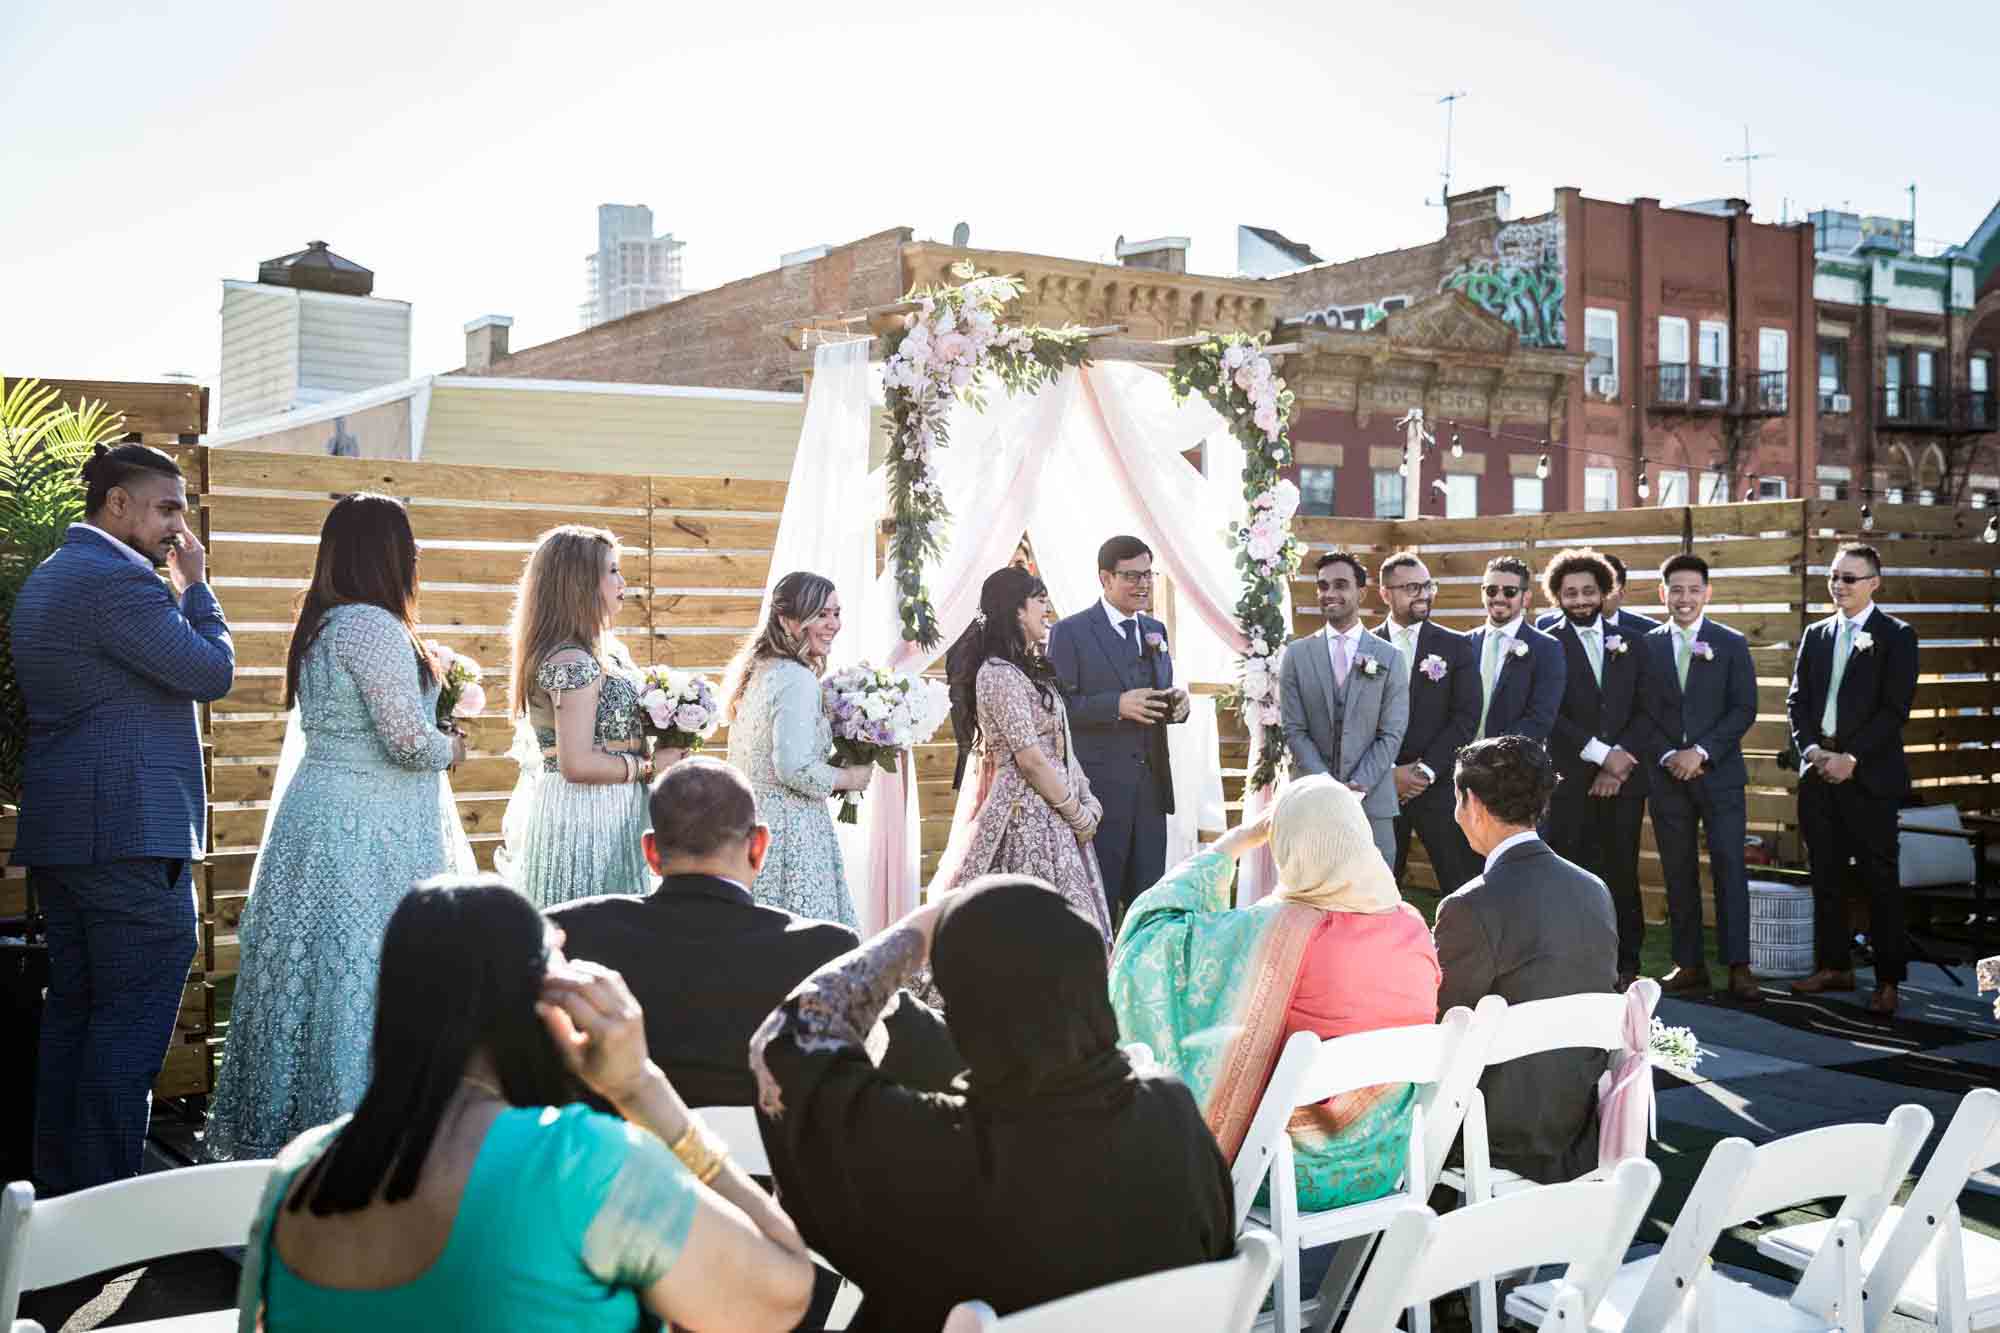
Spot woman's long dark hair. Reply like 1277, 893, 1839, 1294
285, 493, 430, 709
943, 565, 1059, 788
289, 876, 576, 1215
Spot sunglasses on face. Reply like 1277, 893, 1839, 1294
1827, 572, 1876, 586
1385, 580, 1438, 596
1482, 584, 1524, 599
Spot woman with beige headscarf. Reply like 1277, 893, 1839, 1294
1110, 775, 1440, 1210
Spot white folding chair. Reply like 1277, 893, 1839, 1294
940, 1227, 1281, 1332
0, 1162, 276, 1330
1507, 1104, 1935, 1333
1242, 997, 1502, 1333
1755, 1087, 2000, 1332
696, 1106, 860, 1330
1342, 1157, 1662, 1333
1232, 1031, 1322, 1233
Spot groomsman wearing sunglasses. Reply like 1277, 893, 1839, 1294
1463, 555, 1565, 746
1636, 554, 1762, 1002
1786, 543, 1918, 1014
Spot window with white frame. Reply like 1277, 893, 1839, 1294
1657, 317, 1690, 402
1758, 328, 1788, 411
1512, 476, 1544, 514
1655, 470, 1689, 506
1584, 466, 1619, 511
1757, 477, 1787, 499
1585, 309, 1619, 395
1698, 321, 1730, 403
1699, 471, 1730, 504
1297, 465, 1335, 516
1972, 356, 1993, 429
1443, 473, 1477, 518
1817, 465, 1850, 502
1372, 470, 1405, 519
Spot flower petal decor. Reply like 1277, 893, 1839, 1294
1167, 332, 1300, 791
881, 263, 1092, 649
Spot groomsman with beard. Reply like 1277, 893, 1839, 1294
1636, 554, 1761, 1003
1786, 543, 1918, 1014
1464, 555, 1565, 745
1372, 553, 1481, 894
1539, 548, 1661, 991
1538, 549, 1659, 640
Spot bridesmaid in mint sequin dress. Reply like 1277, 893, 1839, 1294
498, 526, 655, 908
206, 496, 475, 1162
724, 572, 873, 927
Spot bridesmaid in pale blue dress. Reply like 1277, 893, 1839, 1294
206, 494, 475, 1162
236, 878, 813, 1332
723, 571, 873, 927
499, 525, 657, 908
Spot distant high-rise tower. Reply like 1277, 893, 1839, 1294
581, 204, 686, 329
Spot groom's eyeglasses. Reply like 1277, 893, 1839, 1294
1827, 572, 1876, 586
1112, 570, 1155, 585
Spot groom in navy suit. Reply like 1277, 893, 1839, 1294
1635, 553, 1761, 1002
1049, 535, 1188, 919
11, 445, 234, 1194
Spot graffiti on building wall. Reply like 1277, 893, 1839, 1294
1297, 296, 1408, 331
1439, 216, 1566, 348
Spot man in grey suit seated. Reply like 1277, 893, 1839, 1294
1433, 735, 1618, 1184
1278, 550, 1409, 866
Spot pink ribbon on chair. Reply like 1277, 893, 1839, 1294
1596, 984, 1655, 1170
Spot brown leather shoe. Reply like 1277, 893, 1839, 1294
1789, 969, 1858, 995
1727, 964, 1764, 1003
1867, 984, 1900, 1015
1659, 965, 1712, 994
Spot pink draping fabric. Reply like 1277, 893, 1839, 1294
1596, 983, 1656, 1170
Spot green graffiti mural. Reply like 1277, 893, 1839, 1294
1439, 217, 1566, 349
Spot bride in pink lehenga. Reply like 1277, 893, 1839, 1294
929, 566, 1114, 946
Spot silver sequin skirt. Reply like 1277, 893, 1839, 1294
500, 765, 652, 908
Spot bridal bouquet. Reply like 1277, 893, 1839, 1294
822, 665, 952, 824
426, 643, 485, 731
635, 666, 722, 753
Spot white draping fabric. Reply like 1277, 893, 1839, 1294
766, 352, 1278, 934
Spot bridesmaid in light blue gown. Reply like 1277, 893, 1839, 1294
205, 495, 475, 1162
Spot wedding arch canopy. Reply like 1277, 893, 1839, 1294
764, 269, 1303, 933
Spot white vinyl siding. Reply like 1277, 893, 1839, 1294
297, 294, 412, 403
217, 286, 301, 427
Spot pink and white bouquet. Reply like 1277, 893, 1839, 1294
822, 664, 952, 824
426, 642, 485, 731
635, 666, 721, 753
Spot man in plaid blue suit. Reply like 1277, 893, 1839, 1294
12, 444, 233, 1194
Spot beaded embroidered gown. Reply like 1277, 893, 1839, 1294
205, 605, 474, 1161
500, 648, 651, 908
727, 658, 856, 927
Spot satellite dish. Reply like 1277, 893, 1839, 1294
951, 221, 970, 247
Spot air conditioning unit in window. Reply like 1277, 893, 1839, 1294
1830, 393, 1852, 413
1593, 375, 1618, 398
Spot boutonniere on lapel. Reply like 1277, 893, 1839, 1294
1690, 641, 1716, 663
1143, 631, 1166, 657
1850, 630, 1874, 654
1508, 639, 1529, 659
1358, 656, 1384, 679
1605, 635, 1629, 656
1418, 653, 1448, 682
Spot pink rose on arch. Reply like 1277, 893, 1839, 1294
936, 331, 972, 363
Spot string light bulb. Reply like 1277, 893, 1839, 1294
1450, 431, 1463, 458
1860, 503, 1875, 532
1535, 453, 1551, 480
1637, 475, 1651, 500
1983, 514, 1999, 545
1743, 485, 1757, 503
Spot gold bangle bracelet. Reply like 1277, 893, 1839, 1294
668, 1116, 729, 1185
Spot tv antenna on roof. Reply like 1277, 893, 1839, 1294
1724, 125, 1776, 209
1425, 91, 1470, 207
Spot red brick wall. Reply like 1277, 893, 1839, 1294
464, 228, 913, 392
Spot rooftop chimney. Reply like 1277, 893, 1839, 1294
1444, 187, 1511, 232
1116, 236, 1190, 274
464, 315, 513, 373
258, 240, 374, 297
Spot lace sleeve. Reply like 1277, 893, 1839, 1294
334, 610, 455, 771
770, 663, 841, 799
749, 924, 926, 1118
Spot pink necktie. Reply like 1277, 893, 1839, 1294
1333, 635, 1351, 686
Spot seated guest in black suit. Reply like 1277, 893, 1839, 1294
547, 757, 960, 1108
1434, 736, 1618, 1184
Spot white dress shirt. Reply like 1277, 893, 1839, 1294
1661, 616, 1710, 765
1487, 613, 1526, 643
1802, 604, 1876, 766
1100, 597, 1142, 654
1484, 829, 1542, 874
70, 522, 155, 572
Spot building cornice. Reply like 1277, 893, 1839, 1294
899, 242, 1272, 338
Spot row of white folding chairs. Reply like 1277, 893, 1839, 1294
1237, 982, 1663, 1333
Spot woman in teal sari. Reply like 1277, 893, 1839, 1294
1111, 775, 1440, 1210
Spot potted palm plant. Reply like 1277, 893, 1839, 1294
1, 377, 127, 854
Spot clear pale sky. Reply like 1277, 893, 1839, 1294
3, 0, 1994, 389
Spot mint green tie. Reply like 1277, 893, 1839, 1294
1676, 629, 1693, 689
1477, 631, 1501, 739
1821, 620, 1852, 738
1581, 625, 1603, 685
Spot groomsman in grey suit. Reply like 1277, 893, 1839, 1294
1279, 551, 1409, 865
